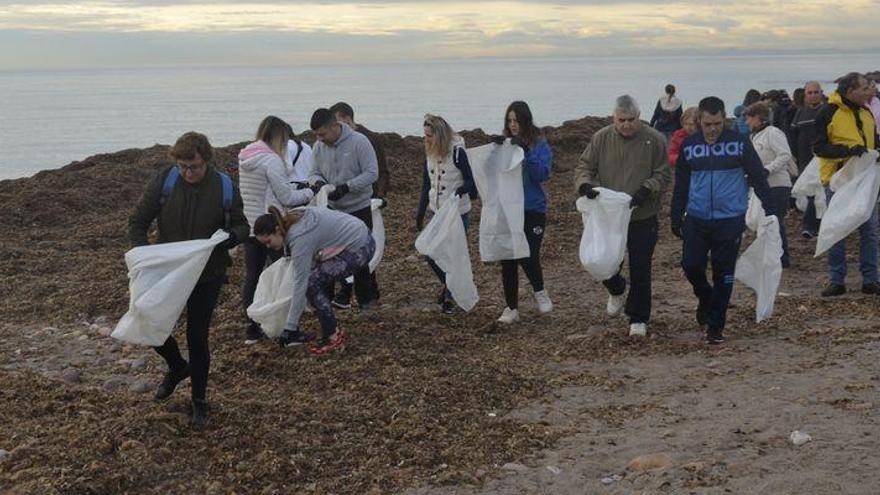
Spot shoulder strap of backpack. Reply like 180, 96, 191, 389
290, 139, 304, 167
218, 171, 233, 229
159, 166, 180, 206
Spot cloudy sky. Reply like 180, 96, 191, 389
0, 0, 875, 70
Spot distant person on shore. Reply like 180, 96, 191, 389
813, 72, 880, 297
330, 102, 391, 201
671, 97, 775, 344
308, 108, 379, 312
415, 114, 476, 313
128, 132, 249, 428
649, 84, 683, 141
668, 106, 698, 167
576, 95, 670, 337
237, 116, 315, 345
789, 81, 825, 238
490, 101, 554, 323
253, 206, 375, 354
744, 102, 795, 268
734, 89, 762, 135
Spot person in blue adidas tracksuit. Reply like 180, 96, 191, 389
128, 132, 249, 429
670, 97, 775, 344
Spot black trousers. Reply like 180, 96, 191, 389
334, 205, 377, 305
242, 237, 282, 332
501, 211, 546, 309
154, 280, 223, 401
602, 216, 659, 324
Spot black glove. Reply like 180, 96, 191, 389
671, 222, 682, 239
510, 136, 530, 154
292, 181, 310, 190
377, 197, 388, 209
630, 187, 651, 208
490, 135, 506, 145
327, 184, 350, 201
309, 181, 326, 194
455, 186, 469, 197
578, 183, 599, 199
849, 145, 868, 157
221, 229, 239, 249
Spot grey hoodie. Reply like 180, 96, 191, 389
309, 124, 379, 213
284, 207, 371, 330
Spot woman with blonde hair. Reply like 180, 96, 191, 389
415, 114, 476, 313
238, 116, 315, 344
253, 205, 374, 354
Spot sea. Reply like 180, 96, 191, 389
1, 52, 877, 180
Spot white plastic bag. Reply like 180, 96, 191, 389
791, 157, 826, 218
112, 230, 229, 346
467, 142, 530, 261
745, 188, 765, 232
415, 195, 479, 311
735, 215, 783, 322
309, 184, 335, 208
246, 257, 295, 340
576, 189, 633, 281
815, 151, 880, 257
368, 198, 385, 273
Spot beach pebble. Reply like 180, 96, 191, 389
0, 449, 8, 463
98, 326, 113, 337
546, 465, 562, 475
627, 453, 673, 471
130, 357, 147, 370
502, 462, 529, 474
94, 316, 109, 326
60, 368, 82, 384
81, 348, 96, 356
601, 473, 623, 485
129, 379, 153, 394
42, 326, 59, 334
78, 334, 89, 341
789, 430, 812, 446
103, 376, 129, 392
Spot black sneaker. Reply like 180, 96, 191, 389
862, 282, 880, 295
696, 296, 711, 326
244, 325, 264, 345
278, 329, 316, 348
801, 230, 816, 239
821, 283, 846, 297
191, 399, 209, 430
154, 364, 190, 402
331, 293, 352, 310
706, 327, 725, 345
441, 297, 455, 314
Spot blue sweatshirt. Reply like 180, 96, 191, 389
671, 128, 772, 226
522, 138, 553, 213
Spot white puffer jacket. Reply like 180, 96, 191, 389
750, 125, 795, 188
426, 136, 471, 215
238, 141, 313, 235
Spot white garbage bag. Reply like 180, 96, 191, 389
815, 151, 880, 257
576, 189, 633, 281
745, 188, 765, 232
111, 230, 229, 346
309, 184, 335, 208
246, 257, 295, 340
791, 157, 826, 218
735, 215, 783, 322
368, 198, 385, 273
415, 195, 479, 311
468, 142, 530, 261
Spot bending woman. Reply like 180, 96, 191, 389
238, 116, 315, 344
415, 114, 476, 313
253, 206, 375, 354
492, 101, 553, 324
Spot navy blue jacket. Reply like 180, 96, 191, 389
671, 128, 772, 227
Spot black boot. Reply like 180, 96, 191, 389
154, 364, 190, 402
192, 399, 209, 430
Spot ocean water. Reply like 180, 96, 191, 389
1, 53, 876, 180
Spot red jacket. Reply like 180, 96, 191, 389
668, 127, 689, 168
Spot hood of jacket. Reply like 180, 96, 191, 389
238, 141, 278, 172
660, 96, 682, 112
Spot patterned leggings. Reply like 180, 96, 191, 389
307, 237, 376, 339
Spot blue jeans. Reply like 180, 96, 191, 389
825, 187, 879, 285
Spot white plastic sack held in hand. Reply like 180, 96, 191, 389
745, 188, 765, 232
791, 157, 826, 219
415, 195, 479, 311
815, 151, 880, 257
246, 257, 295, 340
368, 198, 385, 273
468, 142, 530, 261
576, 189, 633, 281
309, 184, 335, 208
111, 230, 229, 346
735, 215, 783, 322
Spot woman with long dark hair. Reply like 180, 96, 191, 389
649, 84, 683, 141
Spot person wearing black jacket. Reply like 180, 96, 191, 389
789, 81, 824, 238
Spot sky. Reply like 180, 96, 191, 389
0, 0, 876, 70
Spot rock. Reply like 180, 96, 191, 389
119, 439, 145, 452
601, 477, 615, 485
789, 430, 812, 446
0, 449, 9, 463
626, 453, 673, 471
501, 462, 529, 474
60, 368, 82, 384
94, 316, 109, 325
130, 357, 147, 370
98, 326, 113, 337
89, 323, 101, 333
78, 334, 89, 341
129, 379, 153, 394
103, 376, 129, 392
546, 465, 562, 475
81, 348, 96, 356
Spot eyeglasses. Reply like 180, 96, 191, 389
177, 162, 206, 174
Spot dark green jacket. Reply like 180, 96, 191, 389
128, 165, 250, 284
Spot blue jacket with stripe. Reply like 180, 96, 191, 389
670, 128, 772, 228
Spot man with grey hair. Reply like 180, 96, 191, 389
789, 80, 824, 238
575, 94, 671, 337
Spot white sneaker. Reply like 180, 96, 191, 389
607, 294, 625, 316
497, 307, 519, 324
534, 290, 553, 314
629, 323, 647, 337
